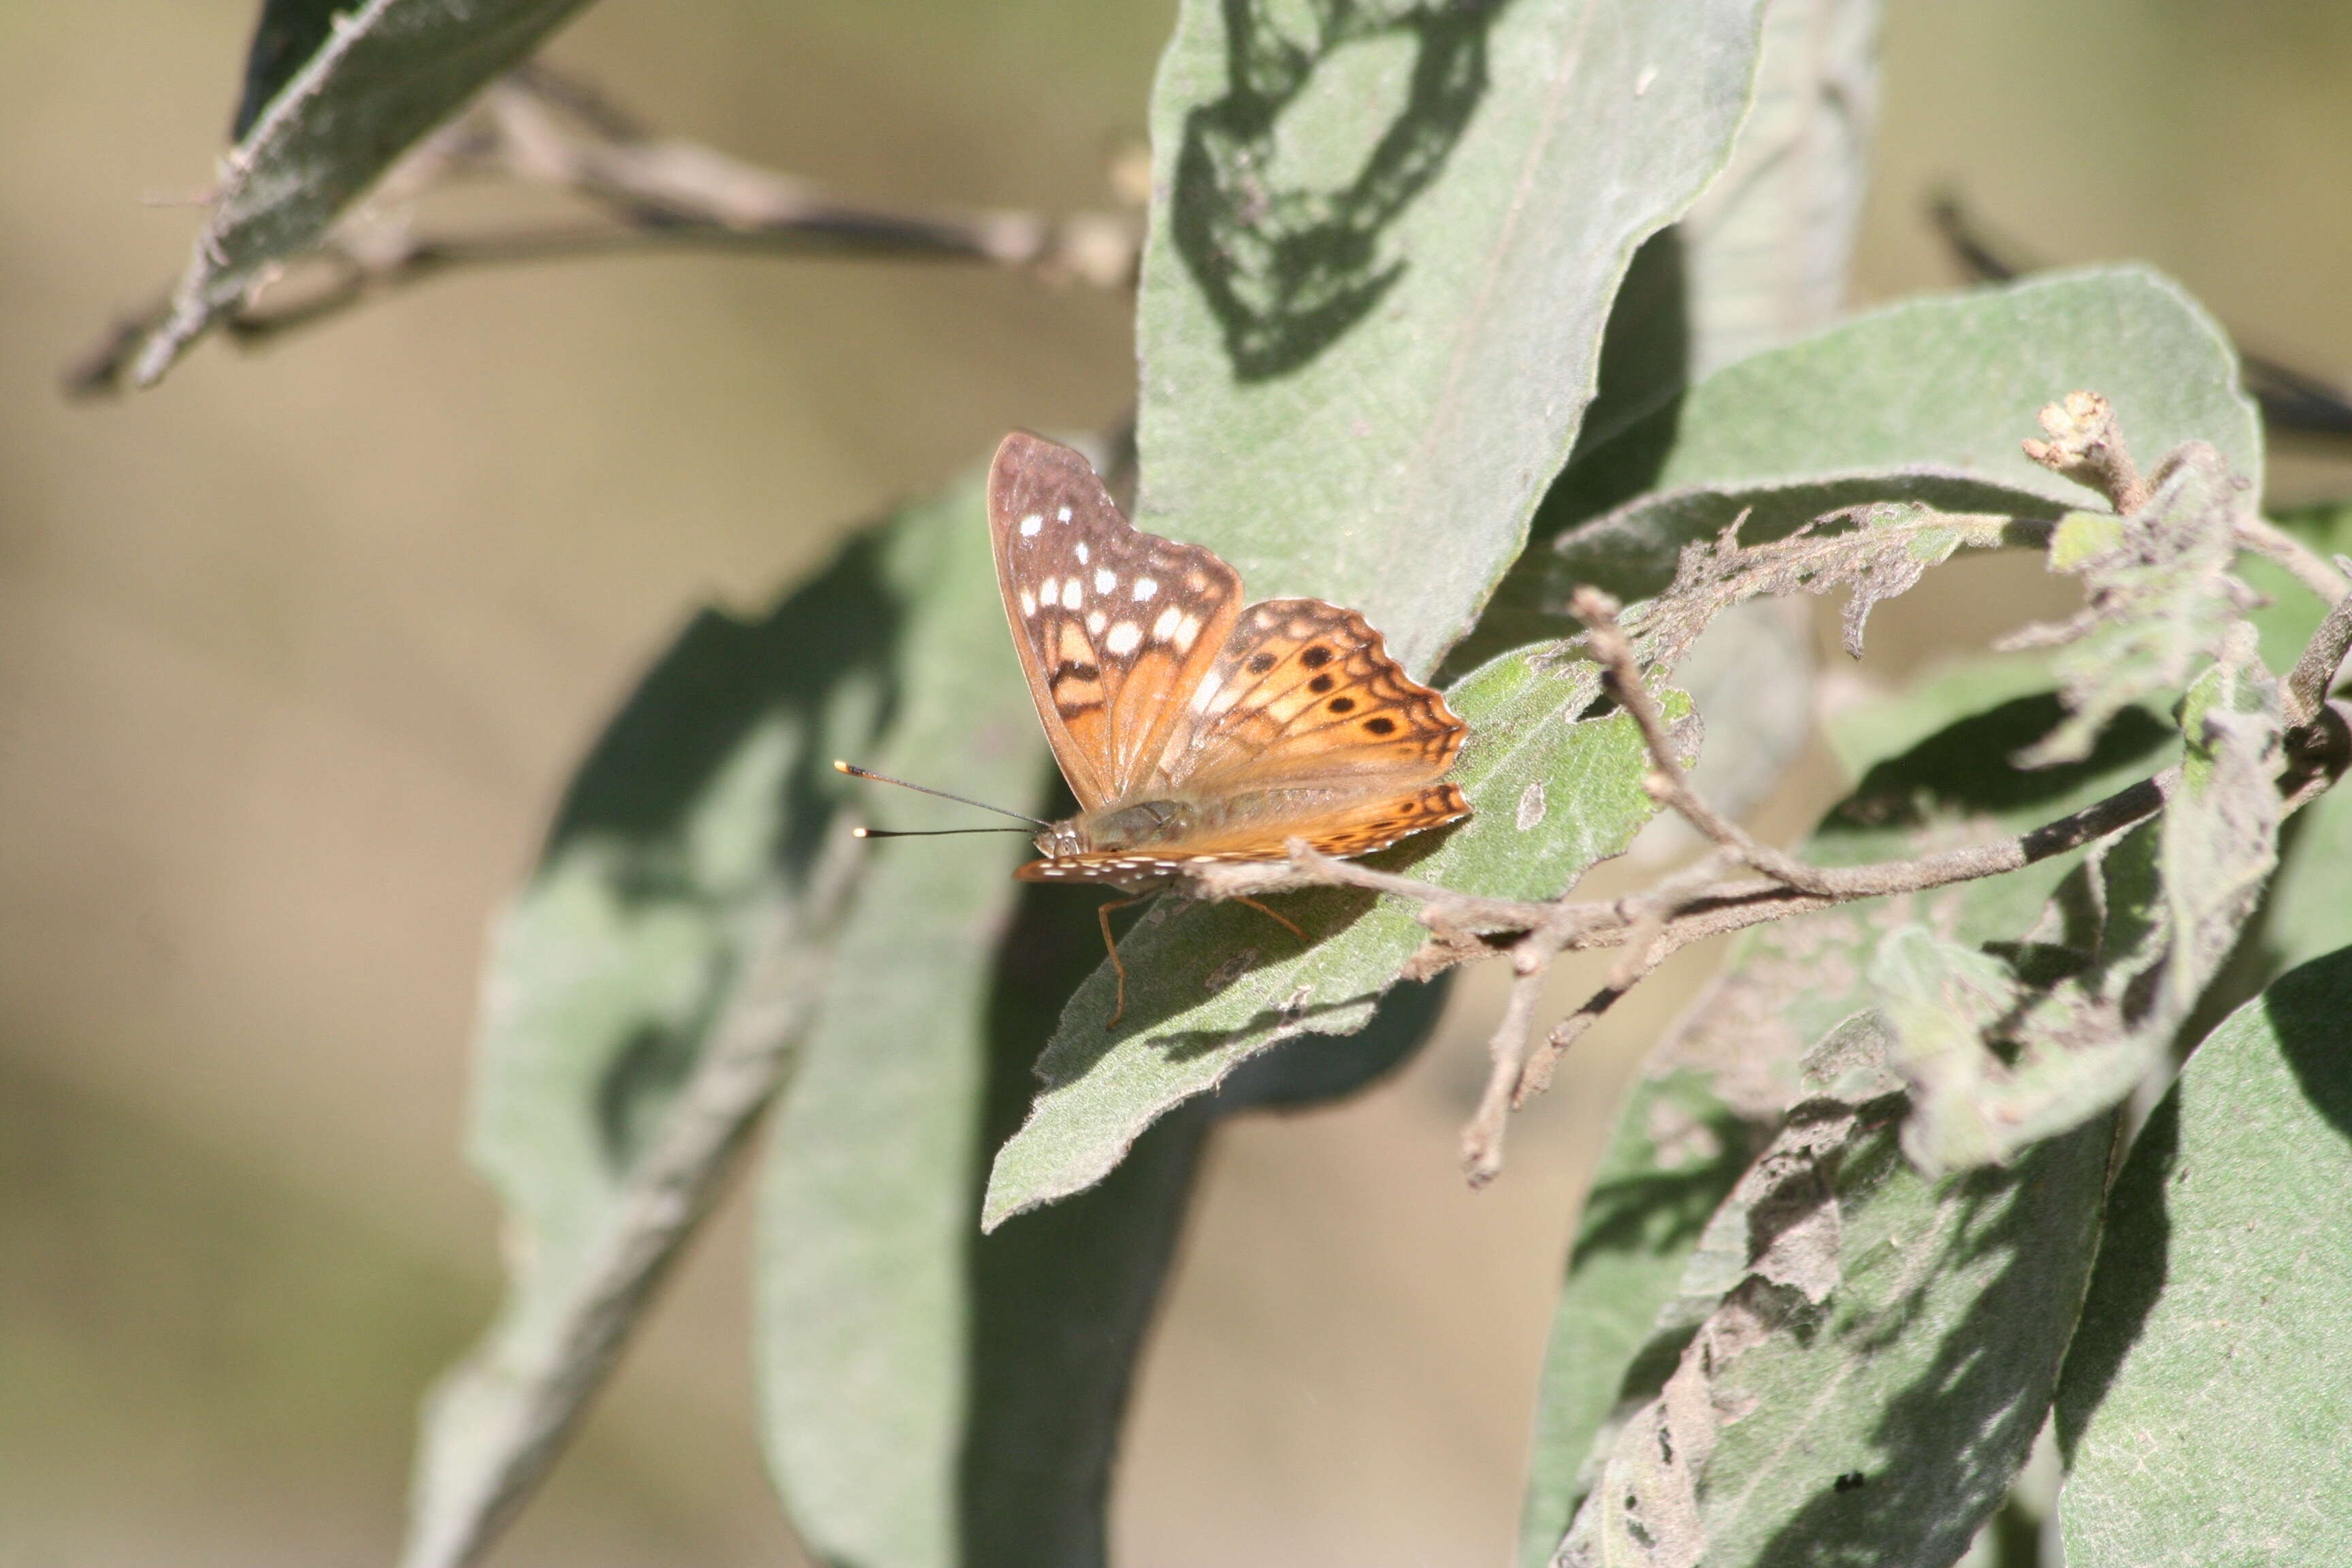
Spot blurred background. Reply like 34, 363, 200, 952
3, 1, 2348, 1563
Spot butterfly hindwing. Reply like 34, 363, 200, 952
1154, 598, 1467, 800
989, 433, 1241, 812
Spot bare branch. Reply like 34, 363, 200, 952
1577, 586, 1844, 896
69, 64, 1141, 397
2236, 515, 2352, 606
2284, 553, 2352, 730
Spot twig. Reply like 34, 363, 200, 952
1575, 586, 1843, 896
2287, 564, 2352, 729
2239, 517, 2352, 611
1460, 926, 1569, 1186
1287, 757, 2181, 1181
2022, 391, 2149, 513
69, 65, 1141, 397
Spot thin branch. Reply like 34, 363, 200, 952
1575, 585, 1844, 896
69, 65, 1141, 397
2236, 515, 2351, 606
2287, 568, 2352, 729
1460, 928, 1568, 1186
1284, 759, 2181, 1181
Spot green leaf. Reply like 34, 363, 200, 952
1673, 0, 1879, 376
137, 0, 597, 385
1518, 672, 2172, 1561
402, 478, 1015, 1568
231, 0, 344, 137
2057, 947, 2352, 1567
1559, 1017, 2114, 1567
981, 656, 1678, 1230
1134, 0, 1773, 677
1542, 266, 2261, 611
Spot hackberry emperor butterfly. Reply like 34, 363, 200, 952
987, 432, 1469, 1007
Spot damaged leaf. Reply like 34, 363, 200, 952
1541, 266, 2261, 610
1881, 640, 2282, 1173
1518, 674, 2174, 1561
2005, 444, 2254, 767
1555, 1016, 2113, 1568
1622, 501, 2013, 679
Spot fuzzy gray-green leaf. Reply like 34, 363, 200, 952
1135, 0, 1771, 676
138, 0, 597, 384
2057, 947, 2352, 1568
402, 485, 989, 1568
1550, 267, 2260, 607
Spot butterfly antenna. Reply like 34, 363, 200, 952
832, 760, 1051, 828
852, 826, 1032, 838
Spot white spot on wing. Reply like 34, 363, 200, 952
1094, 568, 1117, 595
1151, 606, 1182, 641
1019, 589, 1037, 617
1086, 610, 1107, 636
1105, 621, 1143, 656
1063, 577, 1085, 607
1173, 614, 1202, 652
1039, 578, 1060, 608
1075, 541, 1090, 564
1057, 506, 1073, 523
1132, 577, 1157, 602
1019, 512, 1043, 537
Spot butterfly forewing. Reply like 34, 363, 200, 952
988, 433, 1241, 812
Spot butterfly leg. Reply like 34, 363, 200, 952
1231, 895, 1306, 942
1097, 894, 1149, 1027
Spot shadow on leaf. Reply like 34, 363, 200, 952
1173, 0, 1510, 381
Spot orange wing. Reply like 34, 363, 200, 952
988, 433, 1241, 813
1150, 598, 1466, 801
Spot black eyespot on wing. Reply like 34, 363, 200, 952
1301, 646, 1332, 668
1328, 696, 1356, 715
1307, 672, 1335, 693
1246, 652, 1277, 674
1362, 715, 1394, 734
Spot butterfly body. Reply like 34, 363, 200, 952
990, 432, 1470, 898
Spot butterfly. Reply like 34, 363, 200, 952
987, 431, 1470, 1016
